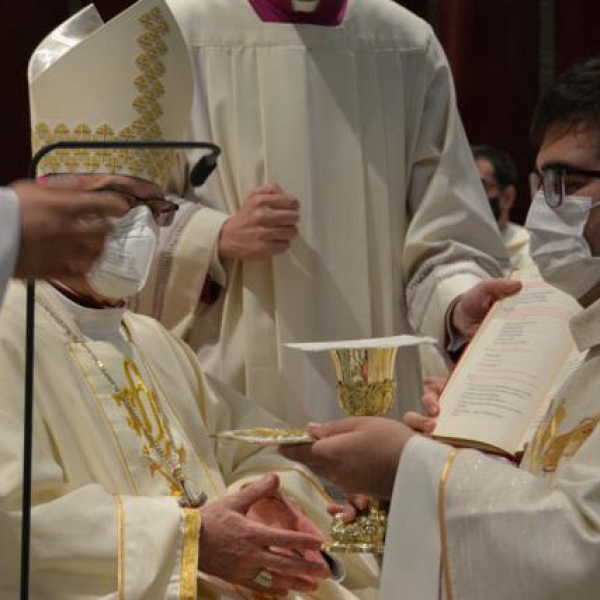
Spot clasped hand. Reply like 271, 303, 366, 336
198, 474, 330, 595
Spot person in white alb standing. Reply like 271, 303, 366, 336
134, 0, 518, 428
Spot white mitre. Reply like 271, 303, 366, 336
28, 0, 193, 189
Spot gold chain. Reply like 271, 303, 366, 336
36, 293, 206, 508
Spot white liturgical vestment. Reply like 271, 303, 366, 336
503, 221, 533, 270
134, 0, 509, 426
0, 281, 378, 599
0, 187, 20, 305
381, 296, 600, 600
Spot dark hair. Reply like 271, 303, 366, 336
531, 57, 600, 149
471, 144, 517, 189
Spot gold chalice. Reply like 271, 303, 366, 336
324, 345, 398, 554
286, 335, 435, 555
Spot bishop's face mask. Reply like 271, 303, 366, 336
87, 205, 158, 299
525, 190, 600, 300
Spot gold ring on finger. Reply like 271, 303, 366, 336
252, 569, 273, 589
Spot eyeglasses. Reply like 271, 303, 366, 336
93, 185, 179, 226
535, 166, 600, 208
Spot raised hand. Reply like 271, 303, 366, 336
450, 278, 522, 339
10, 180, 128, 279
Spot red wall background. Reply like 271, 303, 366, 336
3, 1, 600, 223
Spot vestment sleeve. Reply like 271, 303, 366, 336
382, 427, 600, 600
380, 435, 451, 600
133, 197, 228, 333
0, 344, 200, 600
403, 32, 509, 347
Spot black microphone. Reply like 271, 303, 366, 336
20, 138, 220, 600
190, 150, 219, 187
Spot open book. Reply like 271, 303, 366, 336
433, 266, 585, 459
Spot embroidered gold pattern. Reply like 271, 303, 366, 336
115, 495, 125, 600
180, 509, 200, 599
113, 359, 186, 496
439, 449, 459, 600
32, 7, 175, 187
528, 401, 600, 472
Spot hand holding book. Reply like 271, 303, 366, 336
425, 267, 586, 459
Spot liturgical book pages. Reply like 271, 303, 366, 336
433, 267, 585, 458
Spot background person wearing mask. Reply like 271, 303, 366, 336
473, 143, 533, 270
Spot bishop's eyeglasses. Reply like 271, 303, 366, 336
534, 166, 600, 208
93, 184, 179, 226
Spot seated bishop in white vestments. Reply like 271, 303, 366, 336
0, 1, 378, 597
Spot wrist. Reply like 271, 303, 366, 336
446, 295, 463, 337
217, 217, 233, 260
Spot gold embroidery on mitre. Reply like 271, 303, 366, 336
113, 359, 186, 496
529, 401, 600, 472
32, 7, 175, 188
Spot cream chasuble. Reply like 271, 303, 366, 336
134, 0, 509, 426
0, 281, 378, 599
381, 297, 600, 600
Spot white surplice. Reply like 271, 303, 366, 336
0, 281, 378, 599
382, 296, 600, 600
134, 0, 508, 426
0, 187, 20, 306
503, 221, 533, 270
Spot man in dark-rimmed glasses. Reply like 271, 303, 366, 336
282, 56, 600, 600
526, 63, 600, 308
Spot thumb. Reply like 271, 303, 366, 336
487, 278, 522, 300
227, 474, 280, 512
307, 417, 360, 440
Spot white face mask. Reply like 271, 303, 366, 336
525, 190, 600, 299
86, 205, 158, 299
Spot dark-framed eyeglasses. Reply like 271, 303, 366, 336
535, 166, 600, 208
93, 185, 179, 226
